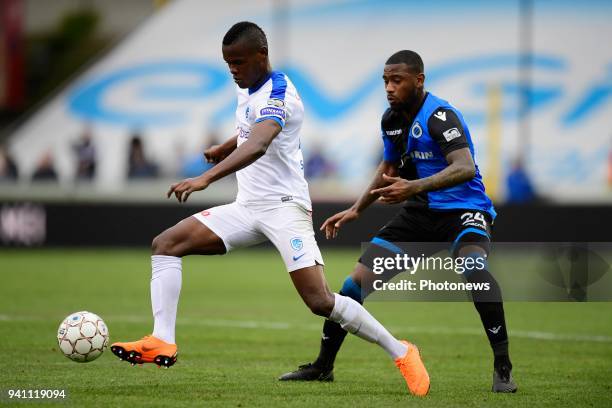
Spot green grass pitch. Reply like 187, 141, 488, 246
1, 249, 611, 407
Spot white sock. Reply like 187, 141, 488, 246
151, 255, 182, 344
329, 293, 408, 359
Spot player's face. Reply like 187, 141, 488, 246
383, 64, 424, 110
222, 41, 268, 89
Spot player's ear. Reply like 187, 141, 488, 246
257, 45, 269, 58
416, 72, 425, 88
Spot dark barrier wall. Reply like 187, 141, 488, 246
0, 202, 611, 247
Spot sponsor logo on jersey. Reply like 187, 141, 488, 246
434, 110, 447, 121
290, 237, 303, 251
411, 122, 423, 138
385, 129, 402, 136
443, 127, 461, 141
281, 195, 293, 202
410, 150, 434, 160
260, 107, 286, 119
238, 126, 250, 140
245, 106, 250, 120
267, 98, 285, 108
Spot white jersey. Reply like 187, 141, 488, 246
234, 71, 311, 210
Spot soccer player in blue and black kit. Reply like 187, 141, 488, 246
280, 50, 517, 393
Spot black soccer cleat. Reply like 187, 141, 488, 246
278, 363, 334, 382
492, 364, 518, 393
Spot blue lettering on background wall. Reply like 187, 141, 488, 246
68, 62, 227, 127
425, 54, 565, 125
67, 55, 611, 128
563, 64, 612, 125
281, 67, 381, 120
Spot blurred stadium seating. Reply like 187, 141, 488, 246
1, 0, 612, 247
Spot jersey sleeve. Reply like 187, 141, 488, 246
380, 109, 402, 163
427, 108, 469, 156
382, 130, 401, 162
253, 97, 288, 128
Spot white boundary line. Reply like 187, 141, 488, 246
2, 314, 611, 344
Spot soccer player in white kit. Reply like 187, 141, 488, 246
111, 21, 429, 396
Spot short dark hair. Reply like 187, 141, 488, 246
385, 50, 424, 73
223, 21, 268, 49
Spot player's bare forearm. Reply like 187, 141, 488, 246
219, 135, 238, 156
201, 120, 281, 185
372, 148, 475, 204
352, 160, 398, 213
414, 148, 476, 193
168, 121, 281, 203
204, 135, 238, 164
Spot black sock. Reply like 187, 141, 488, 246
493, 342, 512, 371
312, 319, 348, 370
467, 268, 512, 369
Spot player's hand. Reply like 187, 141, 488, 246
166, 176, 210, 203
320, 208, 360, 239
204, 145, 227, 164
371, 174, 422, 204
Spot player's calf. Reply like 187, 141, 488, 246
290, 265, 336, 317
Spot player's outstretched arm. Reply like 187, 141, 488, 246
204, 135, 238, 164
167, 120, 281, 203
321, 160, 398, 238
372, 148, 475, 204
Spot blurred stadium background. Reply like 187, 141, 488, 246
0, 0, 611, 246
1, 1, 612, 406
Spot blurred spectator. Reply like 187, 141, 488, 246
0, 146, 18, 182
72, 126, 96, 180
32, 150, 58, 181
127, 133, 159, 179
506, 158, 536, 204
305, 144, 335, 179
179, 130, 219, 178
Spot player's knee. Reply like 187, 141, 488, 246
305, 292, 335, 317
151, 231, 180, 256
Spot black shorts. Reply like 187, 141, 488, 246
359, 206, 493, 267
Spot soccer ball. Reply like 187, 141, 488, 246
57, 311, 109, 362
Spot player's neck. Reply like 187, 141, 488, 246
401, 90, 426, 122
250, 66, 273, 93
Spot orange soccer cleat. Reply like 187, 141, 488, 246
110, 335, 177, 368
395, 341, 430, 397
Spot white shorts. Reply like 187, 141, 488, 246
192, 202, 324, 272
